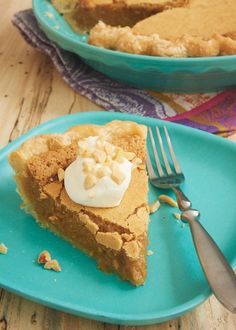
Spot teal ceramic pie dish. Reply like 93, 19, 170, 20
1, 111, 236, 325
32, 0, 236, 93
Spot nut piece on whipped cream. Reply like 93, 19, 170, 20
84, 174, 97, 189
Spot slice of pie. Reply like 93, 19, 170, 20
88, 0, 236, 57
52, 0, 188, 32
9, 120, 149, 286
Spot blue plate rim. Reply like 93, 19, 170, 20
0, 275, 210, 324
1, 111, 236, 325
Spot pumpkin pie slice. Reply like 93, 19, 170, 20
89, 0, 236, 57
9, 120, 149, 286
52, 0, 188, 32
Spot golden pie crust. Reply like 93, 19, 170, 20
9, 121, 149, 286
88, 0, 236, 57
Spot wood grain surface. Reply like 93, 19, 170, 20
0, 1, 236, 329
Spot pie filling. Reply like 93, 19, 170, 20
9, 121, 149, 286
52, 0, 188, 33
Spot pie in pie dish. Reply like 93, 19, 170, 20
52, 0, 187, 32
88, 0, 236, 57
9, 120, 149, 286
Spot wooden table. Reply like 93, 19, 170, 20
1, 1, 236, 329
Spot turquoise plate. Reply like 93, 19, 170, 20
0, 112, 236, 325
32, 0, 236, 93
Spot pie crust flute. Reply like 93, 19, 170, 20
89, 22, 236, 57
9, 120, 150, 286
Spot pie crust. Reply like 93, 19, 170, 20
9, 121, 149, 286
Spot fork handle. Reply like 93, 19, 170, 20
181, 209, 236, 313
172, 187, 192, 210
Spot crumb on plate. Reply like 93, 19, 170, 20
149, 199, 161, 214
173, 212, 181, 220
37, 250, 51, 264
44, 259, 61, 272
159, 194, 178, 207
0, 243, 8, 254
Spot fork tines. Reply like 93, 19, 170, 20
147, 126, 182, 178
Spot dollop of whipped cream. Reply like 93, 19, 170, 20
64, 136, 134, 208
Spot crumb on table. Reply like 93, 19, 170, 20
0, 243, 8, 254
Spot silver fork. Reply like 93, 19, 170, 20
147, 126, 236, 313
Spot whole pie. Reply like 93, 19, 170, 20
9, 120, 149, 286
88, 0, 236, 57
